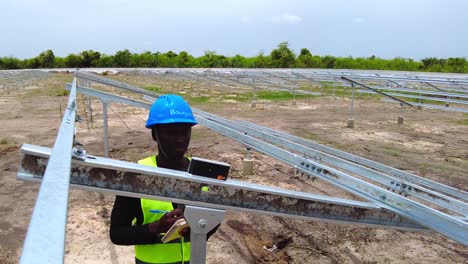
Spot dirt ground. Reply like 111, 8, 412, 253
0, 72, 467, 263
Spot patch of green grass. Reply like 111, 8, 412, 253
396, 96, 446, 105
187, 96, 210, 104
0, 138, 17, 153
54, 89, 70, 96
225, 93, 252, 102
320, 84, 382, 99
24, 87, 69, 97
295, 130, 320, 141
453, 118, 468, 125
143, 86, 162, 93
255, 90, 309, 101
382, 146, 402, 157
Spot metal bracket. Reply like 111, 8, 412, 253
72, 142, 87, 161
185, 206, 225, 264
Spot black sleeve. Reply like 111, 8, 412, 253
110, 195, 162, 245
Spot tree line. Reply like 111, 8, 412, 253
0, 42, 466, 73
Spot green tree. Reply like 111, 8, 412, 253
230, 54, 246, 68
54, 57, 66, 68
270, 42, 296, 68
299, 48, 312, 57
297, 48, 316, 68
96, 54, 114, 67
38, 49, 56, 68
25, 57, 40, 69
321, 56, 336, 69
447, 57, 466, 73
420, 57, 441, 71
64, 54, 84, 68
254, 51, 271, 68
199, 50, 229, 67
0, 57, 21, 69
176, 51, 193, 68
113, 49, 132, 67
80, 50, 101, 67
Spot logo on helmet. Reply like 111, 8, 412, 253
170, 109, 192, 117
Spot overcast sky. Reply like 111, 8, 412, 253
1, 0, 467, 60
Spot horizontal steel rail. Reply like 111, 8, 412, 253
237, 120, 468, 201
306, 71, 468, 85
19, 78, 78, 264
70, 75, 468, 203
358, 86, 468, 99
185, 71, 238, 87
263, 72, 300, 85
193, 117, 468, 245
74, 71, 159, 98
342, 76, 413, 107
66, 85, 467, 216
194, 110, 467, 216
65, 83, 150, 109
423, 82, 447, 93
69, 72, 468, 243
17, 144, 427, 230
359, 90, 468, 105
382, 99, 468, 113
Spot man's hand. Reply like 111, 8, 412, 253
148, 208, 184, 234
178, 227, 191, 240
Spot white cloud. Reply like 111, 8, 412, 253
271, 14, 303, 24
353, 17, 365, 24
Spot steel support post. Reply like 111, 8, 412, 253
100, 99, 109, 157
185, 206, 225, 264
348, 83, 355, 128
333, 77, 337, 96
251, 78, 257, 108
418, 82, 423, 107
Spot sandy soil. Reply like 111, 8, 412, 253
0, 72, 467, 263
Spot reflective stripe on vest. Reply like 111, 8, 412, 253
134, 156, 191, 264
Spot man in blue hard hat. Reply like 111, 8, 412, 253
110, 94, 214, 264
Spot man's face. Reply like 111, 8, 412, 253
154, 123, 192, 159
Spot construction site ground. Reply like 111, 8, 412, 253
0, 72, 467, 264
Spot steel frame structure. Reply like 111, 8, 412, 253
16, 70, 468, 264
124, 68, 467, 112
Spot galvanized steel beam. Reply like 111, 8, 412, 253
19, 78, 78, 264
17, 144, 427, 231
359, 90, 468, 105
193, 117, 468, 245
342, 76, 414, 107
382, 99, 468, 113
74, 71, 159, 98
195, 110, 467, 216
237, 120, 468, 201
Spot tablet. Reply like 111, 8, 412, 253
188, 157, 230, 180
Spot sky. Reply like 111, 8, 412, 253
1, 0, 467, 60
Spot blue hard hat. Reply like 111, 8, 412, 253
145, 94, 197, 128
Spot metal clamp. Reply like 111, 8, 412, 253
72, 142, 87, 161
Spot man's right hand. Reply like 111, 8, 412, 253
148, 208, 184, 234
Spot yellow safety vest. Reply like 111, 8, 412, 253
135, 156, 191, 264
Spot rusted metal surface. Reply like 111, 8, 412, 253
19, 152, 426, 230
